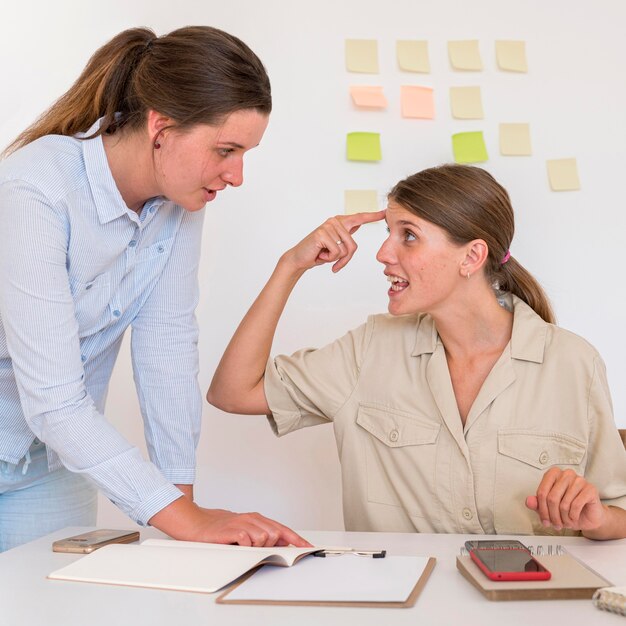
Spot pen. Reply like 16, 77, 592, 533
313, 549, 387, 558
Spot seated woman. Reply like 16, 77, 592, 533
208, 164, 626, 539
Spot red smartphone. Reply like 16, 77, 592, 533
469, 547, 551, 581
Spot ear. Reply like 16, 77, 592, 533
459, 239, 489, 279
146, 110, 174, 139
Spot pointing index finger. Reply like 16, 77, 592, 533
343, 209, 386, 233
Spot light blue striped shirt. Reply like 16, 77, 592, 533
0, 119, 204, 524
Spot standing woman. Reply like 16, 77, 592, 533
0, 26, 307, 551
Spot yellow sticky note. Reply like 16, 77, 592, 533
401, 85, 435, 119
499, 123, 532, 156
396, 40, 430, 73
547, 158, 580, 191
345, 39, 379, 73
452, 132, 488, 163
349, 86, 387, 109
448, 40, 482, 71
496, 40, 528, 72
344, 190, 380, 214
346, 132, 382, 162
449, 86, 483, 119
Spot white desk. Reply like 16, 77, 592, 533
1, 527, 624, 626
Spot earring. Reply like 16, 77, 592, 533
154, 140, 161, 150
466, 272, 470, 280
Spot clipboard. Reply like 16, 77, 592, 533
456, 554, 611, 601
216, 554, 436, 608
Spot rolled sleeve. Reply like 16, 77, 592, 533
585, 356, 626, 510
264, 318, 374, 437
131, 209, 204, 483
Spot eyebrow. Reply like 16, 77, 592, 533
397, 219, 422, 230
218, 141, 246, 149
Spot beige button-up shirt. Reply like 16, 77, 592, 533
265, 295, 626, 535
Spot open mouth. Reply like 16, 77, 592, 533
387, 275, 409, 292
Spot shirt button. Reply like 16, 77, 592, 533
157, 245, 165, 253
539, 451, 550, 465
85, 284, 93, 290
113, 310, 121, 317
389, 429, 399, 443
80, 355, 87, 362
462, 508, 473, 520
128, 240, 137, 247
149, 206, 156, 213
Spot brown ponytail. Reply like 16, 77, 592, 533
4, 26, 271, 155
389, 164, 556, 324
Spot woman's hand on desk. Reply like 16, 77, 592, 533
149, 496, 311, 547
525, 468, 610, 536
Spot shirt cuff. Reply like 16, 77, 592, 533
264, 357, 305, 436
161, 468, 196, 484
132, 482, 184, 527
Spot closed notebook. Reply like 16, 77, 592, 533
47, 539, 323, 593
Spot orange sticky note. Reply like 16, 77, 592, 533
349, 86, 387, 109
401, 85, 435, 119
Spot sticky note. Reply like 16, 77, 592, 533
396, 40, 430, 73
344, 190, 380, 214
452, 132, 488, 163
496, 40, 528, 72
346, 132, 382, 161
449, 86, 483, 119
401, 86, 435, 119
448, 40, 482, 71
345, 39, 379, 73
499, 123, 532, 156
349, 86, 387, 109
547, 158, 580, 191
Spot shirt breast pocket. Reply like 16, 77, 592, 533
356, 403, 441, 519
494, 429, 586, 535
69, 272, 111, 336
133, 237, 175, 291
135, 237, 174, 264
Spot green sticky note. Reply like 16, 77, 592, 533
346, 132, 382, 162
452, 131, 488, 163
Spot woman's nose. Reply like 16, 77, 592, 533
222, 159, 244, 187
376, 237, 394, 265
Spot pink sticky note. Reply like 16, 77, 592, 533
401, 85, 434, 119
350, 86, 387, 109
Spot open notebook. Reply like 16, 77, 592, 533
47, 538, 323, 593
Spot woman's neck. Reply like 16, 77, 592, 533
102, 130, 159, 213
431, 284, 513, 362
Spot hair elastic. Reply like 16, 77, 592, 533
501, 250, 511, 265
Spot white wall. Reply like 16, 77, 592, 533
1, 0, 625, 530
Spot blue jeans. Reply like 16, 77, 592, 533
0, 440, 97, 552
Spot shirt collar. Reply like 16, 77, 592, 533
80, 117, 166, 224
411, 293, 548, 364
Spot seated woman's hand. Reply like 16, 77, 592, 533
283, 210, 385, 274
525, 467, 608, 532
